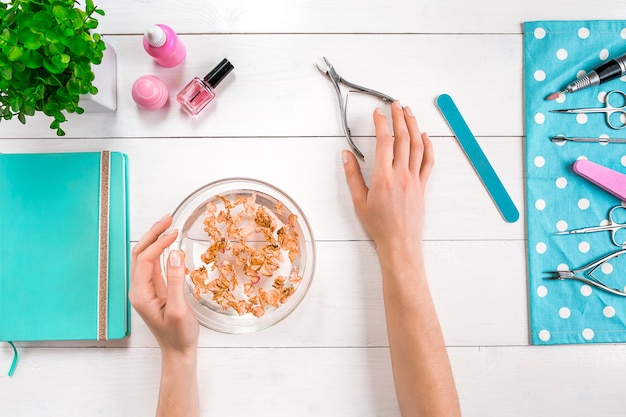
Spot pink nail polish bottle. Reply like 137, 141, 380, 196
132, 75, 169, 110
176, 59, 234, 116
143, 24, 186, 67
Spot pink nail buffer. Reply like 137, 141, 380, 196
572, 159, 626, 201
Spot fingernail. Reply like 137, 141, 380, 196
169, 250, 182, 267
164, 228, 178, 236
405, 105, 414, 117
342, 150, 350, 165
374, 107, 384, 116
394, 100, 402, 110
160, 213, 172, 221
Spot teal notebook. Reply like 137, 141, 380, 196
0, 152, 130, 341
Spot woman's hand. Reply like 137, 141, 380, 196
342, 100, 434, 258
129, 214, 199, 357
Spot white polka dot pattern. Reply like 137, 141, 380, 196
525, 20, 626, 345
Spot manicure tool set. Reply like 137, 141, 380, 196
547, 61, 626, 296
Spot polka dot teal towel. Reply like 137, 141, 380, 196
525, 20, 626, 345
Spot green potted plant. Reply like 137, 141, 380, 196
0, 0, 109, 136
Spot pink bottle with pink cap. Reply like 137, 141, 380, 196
132, 75, 169, 110
143, 24, 186, 67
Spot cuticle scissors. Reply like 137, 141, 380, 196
554, 205, 626, 247
545, 249, 626, 297
550, 90, 626, 130
316, 57, 395, 159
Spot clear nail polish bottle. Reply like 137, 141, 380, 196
176, 59, 234, 116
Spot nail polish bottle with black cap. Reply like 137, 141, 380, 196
177, 58, 234, 115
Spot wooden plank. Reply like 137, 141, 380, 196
94, 1, 626, 34
0, 136, 525, 242
3, 345, 626, 417
8, 240, 529, 348
0, 34, 523, 138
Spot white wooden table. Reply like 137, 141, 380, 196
3, 1, 626, 416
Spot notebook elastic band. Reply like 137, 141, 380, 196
97, 151, 111, 341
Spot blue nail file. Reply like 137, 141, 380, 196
436, 94, 519, 223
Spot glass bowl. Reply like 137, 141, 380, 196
162, 178, 315, 333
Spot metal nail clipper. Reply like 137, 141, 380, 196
316, 57, 395, 159
545, 249, 626, 297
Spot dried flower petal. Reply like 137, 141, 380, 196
187, 192, 302, 317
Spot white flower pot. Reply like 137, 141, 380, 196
80, 40, 117, 112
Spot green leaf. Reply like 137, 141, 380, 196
68, 37, 87, 56
10, 98, 20, 112
66, 78, 80, 95
12, 60, 25, 72
51, 6, 69, 22
0, 67, 11, 80
85, 19, 98, 30
40, 74, 59, 88
19, 29, 42, 50
15, 11, 34, 29
55, 86, 68, 99
0, 28, 11, 44
4, 27, 18, 44
48, 42, 65, 55
5, 10, 16, 26
7, 45, 23, 61
43, 56, 67, 74
17, 112, 26, 124
31, 11, 52, 33
21, 49, 43, 69
22, 97, 36, 116
70, 9, 83, 31
43, 102, 59, 117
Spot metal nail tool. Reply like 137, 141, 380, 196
545, 249, 626, 297
550, 135, 626, 144
316, 57, 395, 159
555, 205, 626, 247
550, 90, 626, 130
